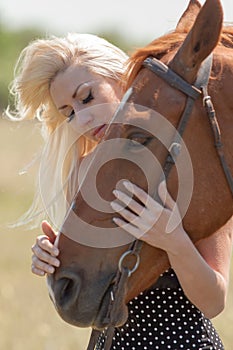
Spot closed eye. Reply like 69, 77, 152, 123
67, 110, 75, 123
67, 90, 94, 122
82, 90, 94, 104
67, 109, 75, 123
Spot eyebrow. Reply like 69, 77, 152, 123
58, 83, 84, 111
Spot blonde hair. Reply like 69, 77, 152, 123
7, 33, 128, 228
9, 33, 128, 133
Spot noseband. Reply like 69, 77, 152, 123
88, 53, 233, 350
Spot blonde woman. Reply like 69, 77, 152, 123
9, 32, 231, 349
9, 32, 127, 233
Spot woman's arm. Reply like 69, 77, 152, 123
111, 180, 233, 318
168, 221, 233, 318
31, 221, 60, 276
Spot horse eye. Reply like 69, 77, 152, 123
128, 135, 153, 149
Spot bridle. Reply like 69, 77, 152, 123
143, 55, 233, 193
88, 53, 233, 350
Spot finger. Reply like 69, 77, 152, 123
111, 201, 138, 223
41, 221, 57, 243
36, 235, 59, 256
31, 257, 55, 274
112, 189, 144, 216
158, 180, 176, 210
31, 264, 46, 276
112, 217, 145, 239
31, 245, 60, 267
123, 181, 160, 212
111, 201, 151, 234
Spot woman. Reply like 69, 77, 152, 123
10, 33, 232, 349
8, 32, 127, 231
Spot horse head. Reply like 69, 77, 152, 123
47, 0, 233, 330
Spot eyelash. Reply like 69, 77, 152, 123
67, 110, 75, 123
67, 90, 94, 122
82, 90, 94, 104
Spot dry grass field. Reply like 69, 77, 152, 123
0, 118, 232, 349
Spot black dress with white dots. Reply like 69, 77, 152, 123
110, 269, 224, 350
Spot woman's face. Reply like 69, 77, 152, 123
50, 64, 123, 141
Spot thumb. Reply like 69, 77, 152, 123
41, 220, 57, 243
158, 180, 176, 210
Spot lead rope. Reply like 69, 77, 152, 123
86, 240, 143, 350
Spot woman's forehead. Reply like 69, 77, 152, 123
54, 64, 94, 85
50, 66, 95, 101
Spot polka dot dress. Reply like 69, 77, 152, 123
109, 269, 224, 350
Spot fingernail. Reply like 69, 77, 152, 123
54, 259, 60, 267
110, 201, 122, 210
123, 181, 133, 189
53, 248, 59, 256
111, 201, 117, 208
112, 189, 119, 197
48, 266, 55, 273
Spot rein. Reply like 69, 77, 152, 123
87, 240, 143, 350
88, 53, 233, 350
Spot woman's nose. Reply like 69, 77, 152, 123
74, 108, 94, 127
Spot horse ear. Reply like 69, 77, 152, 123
176, 0, 201, 32
170, 0, 223, 83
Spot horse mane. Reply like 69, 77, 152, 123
125, 25, 233, 88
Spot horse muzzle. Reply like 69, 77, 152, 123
46, 269, 128, 329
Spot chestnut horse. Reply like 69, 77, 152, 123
47, 0, 233, 336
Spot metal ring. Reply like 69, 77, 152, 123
118, 250, 140, 277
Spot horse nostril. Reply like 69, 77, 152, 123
60, 278, 75, 302
54, 274, 81, 310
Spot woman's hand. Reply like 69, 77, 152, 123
111, 180, 233, 318
111, 180, 186, 253
31, 221, 60, 276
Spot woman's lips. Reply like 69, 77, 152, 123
92, 124, 107, 139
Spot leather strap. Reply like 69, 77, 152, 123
202, 86, 233, 196
146, 54, 213, 181
143, 57, 201, 99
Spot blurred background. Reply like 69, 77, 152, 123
0, 0, 232, 349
